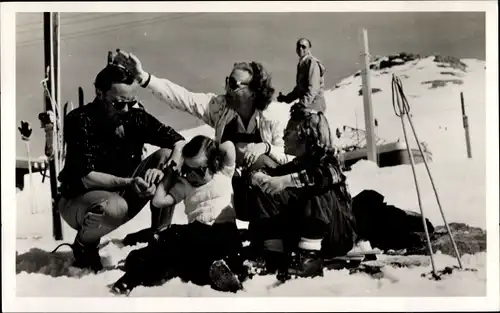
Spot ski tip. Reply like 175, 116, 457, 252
107, 51, 113, 64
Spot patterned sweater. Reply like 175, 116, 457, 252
59, 100, 184, 197
263, 145, 350, 199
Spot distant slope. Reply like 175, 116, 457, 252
324, 53, 485, 163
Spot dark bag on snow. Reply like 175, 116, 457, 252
351, 189, 435, 251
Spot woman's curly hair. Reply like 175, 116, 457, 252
289, 103, 335, 151
232, 61, 275, 111
289, 104, 342, 167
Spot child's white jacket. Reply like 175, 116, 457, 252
146, 75, 293, 165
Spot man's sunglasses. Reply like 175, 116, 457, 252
112, 99, 138, 110
297, 44, 308, 49
225, 76, 249, 91
181, 164, 209, 176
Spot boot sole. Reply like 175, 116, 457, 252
209, 260, 243, 293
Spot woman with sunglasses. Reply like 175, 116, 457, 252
112, 50, 291, 169
112, 50, 292, 220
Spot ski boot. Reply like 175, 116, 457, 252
287, 248, 324, 278
52, 238, 103, 273
110, 272, 142, 296
209, 259, 243, 293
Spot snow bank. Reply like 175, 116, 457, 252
15, 238, 486, 297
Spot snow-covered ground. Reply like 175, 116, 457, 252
11, 56, 496, 299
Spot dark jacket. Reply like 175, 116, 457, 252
58, 99, 184, 198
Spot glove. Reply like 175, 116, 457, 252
18, 120, 33, 141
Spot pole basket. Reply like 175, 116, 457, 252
422, 266, 478, 281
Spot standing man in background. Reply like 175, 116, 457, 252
278, 38, 327, 112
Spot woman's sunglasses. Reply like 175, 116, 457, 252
181, 164, 209, 176
225, 76, 249, 92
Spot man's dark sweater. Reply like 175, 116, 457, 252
58, 100, 184, 198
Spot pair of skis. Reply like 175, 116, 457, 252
38, 65, 82, 240
17, 65, 71, 217
38, 65, 64, 241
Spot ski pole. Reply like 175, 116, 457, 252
395, 77, 463, 269
392, 75, 438, 278
18, 121, 37, 214
25, 140, 38, 214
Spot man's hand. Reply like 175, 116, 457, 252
112, 49, 149, 85
144, 168, 164, 186
243, 142, 267, 168
131, 177, 156, 198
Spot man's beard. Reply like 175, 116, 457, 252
95, 98, 125, 131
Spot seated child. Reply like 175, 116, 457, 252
111, 136, 245, 295
245, 105, 357, 280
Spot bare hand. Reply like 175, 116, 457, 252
243, 143, 267, 168
112, 49, 148, 84
142, 184, 157, 199
250, 172, 271, 187
260, 176, 286, 195
132, 177, 155, 198
144, 168, 164, 186
167, 140, 186, 172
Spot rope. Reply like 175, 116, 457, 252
51, 242, 72, 254
391, 75, 464, 278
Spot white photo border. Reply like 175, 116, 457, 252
2, 1, 498, 312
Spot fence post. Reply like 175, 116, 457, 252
43, 12, 63, 240
360, 28, 377, 165
461, 92, 472, 158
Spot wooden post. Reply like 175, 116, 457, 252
53, 13, 63, 171
461, 92, 472, 158
44, 12, 63, 240
360, 28, 377, 164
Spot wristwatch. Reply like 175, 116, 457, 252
140, 72, 152, 88
264, 142, 271, 155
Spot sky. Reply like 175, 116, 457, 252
15, 12, 485, 158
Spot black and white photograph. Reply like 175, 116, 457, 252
2, 1, 499, 311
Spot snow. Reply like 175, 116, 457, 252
9, 56, 497, 303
